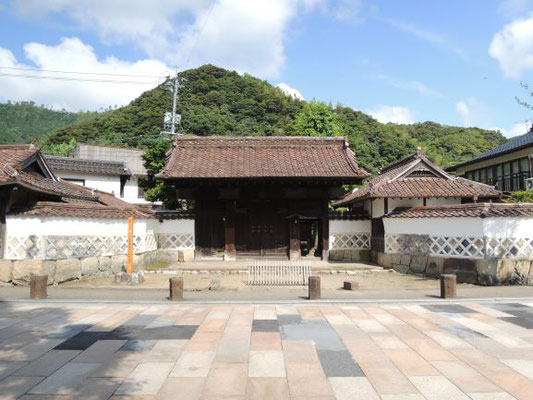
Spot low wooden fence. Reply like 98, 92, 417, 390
247, 260, 312, 286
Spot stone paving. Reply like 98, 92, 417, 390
1, 301, 533, 399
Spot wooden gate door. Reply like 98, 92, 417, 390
235, 200, 288, 258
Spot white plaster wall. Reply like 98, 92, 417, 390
56, 172, 121, 196
371, 198, 385, 218
329, 219, 371, 250
148, 219, 195, 235
329, 219, 371, 234
388, 198, 423, 213
483, 217, 533, 238
123, 176, 150, 204
6, 216, 150, 237
384, 217, 484, 237
426, 198, 461, 206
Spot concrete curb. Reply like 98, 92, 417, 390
2, 296, 532, 306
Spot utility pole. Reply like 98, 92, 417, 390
170, 67, 179, 136
162, 67, 181, 138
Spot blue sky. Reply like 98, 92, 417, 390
0, 0, 533, 137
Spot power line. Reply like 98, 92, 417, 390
183, 0, 216, 68
0, 72, 158, 85
0, 66, 162, 79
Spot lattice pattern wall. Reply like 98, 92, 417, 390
330, 233, 371, 250
157, 233, 194, 250
385, 234, 533, 260
6, 233, 157, 260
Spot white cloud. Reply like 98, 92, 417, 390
0, 38, 170, 111
384, 18, 464, 56
329, 0, 365, 21
497, 0, 533, 18
500, 121, 532, 137
10, 0, 322, 79
375, 74, 444, 98
456, 97, 490, 127
275, 83, 305, 100
489, 16, 533, 78
369, 105, 414, 124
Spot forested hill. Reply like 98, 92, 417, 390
36, 64, 505, 173
0, 102, 95, 145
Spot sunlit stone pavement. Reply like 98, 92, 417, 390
1, 300, 533, 399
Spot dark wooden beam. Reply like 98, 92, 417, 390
321, 200, 329, 261
224, 200, 236, 261
289, 216, 301, 260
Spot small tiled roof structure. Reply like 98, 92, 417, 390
385, 202, 533, 219
0, 144, 151, 219
45, 155, 131, 176
448, 127, 533, 171
10, 200, 150, 220
334, 149, 501, 207
158, 136, 370, 181
71, 143, 147, 176
0, 144, 49, 183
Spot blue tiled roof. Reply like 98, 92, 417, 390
449, 128, 533, 170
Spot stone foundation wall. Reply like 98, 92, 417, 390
329, 249, 371, 262
0, 249, 195, 286
374, 251, 533, 285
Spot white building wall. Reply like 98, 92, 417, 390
483, 217, 533, 238
56, 172, 122, 196
371, 198, 385, 218
6, 216, 150, 237
383, 217, 483, 237
329, 219, 371, 250
329, 219, 371, 234
370, 197, 463, 218
388, 198, 423, 213
123, 176, 150, 204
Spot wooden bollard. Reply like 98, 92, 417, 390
440, 274, 456, 299
308, 276, 321, 300
30, 274, 47, 299
169, 277, 183, 301
343, 281, 359, 291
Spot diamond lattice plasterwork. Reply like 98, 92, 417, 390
385, 234, 484, 259
6, 234, 158, 260
157, 233, 194, 250
330, 233, 371, 250
485, 237, 533, 259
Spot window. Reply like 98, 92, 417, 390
466, 171, 473, 180
479, 168, 486, 183
137, 185, 146, 199
521, 158, 530, 176
486, 167, 493, 183
474, 170, 480, 181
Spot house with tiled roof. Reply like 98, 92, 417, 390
44, 155, 132, 200
0, 144, 167, 285
159, 136, 369, 261
335, 148, 501, 212
333, 148, 500, 250
447, 127, 533, 191
66, 143, 152, 204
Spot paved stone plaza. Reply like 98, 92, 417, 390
2, 301, 533, 399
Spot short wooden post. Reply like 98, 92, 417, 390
169, 277, 183, 301
308, 276, 321, 300
440, 274, 456, 299
30, 274, 47, 299
127, 216, 134, 274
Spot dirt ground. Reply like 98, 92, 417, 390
62, 269, 474, 291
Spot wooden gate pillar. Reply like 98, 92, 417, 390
289, 216, 301, 260
321, 201, 329, 261
224, 200, 236, 261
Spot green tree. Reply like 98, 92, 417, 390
290, 101, 341, 137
